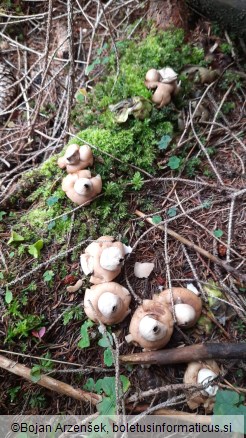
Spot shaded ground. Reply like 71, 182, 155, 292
0, 0, 245, 418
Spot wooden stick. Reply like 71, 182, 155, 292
0, 354, 101, 405
135, 209, 246, 282
120, 343, 246, 365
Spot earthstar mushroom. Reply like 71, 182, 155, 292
126, 299, 174, 350
84, 282, 131, 325
153, 287, 202, 328
62, 169, 102, 205
145, 67, 179, 109
58, 144, 93, 173
183, 360, 220, 412
80, 235, 132, 284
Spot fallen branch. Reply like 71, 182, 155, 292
0, 354, 101, 405
135, 210, 246, 282
120, 343, 246, 365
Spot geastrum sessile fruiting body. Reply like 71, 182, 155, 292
126, 299, 174, 350
62, 169, 102, 205
58, 144, 93, 173
145, 67, 179, 108
184, 360, 220, 412
80, 236, 132, 284
84, 282, 131, 325
154, 287, 202, 328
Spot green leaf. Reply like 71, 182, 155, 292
0, 211, 6, 221
104, 348, 114, 367
152, 215, 162, 224
215, 389, 243, 407
0, 272, 3, 279
28, 240, 44, 259
167, 207, 177, 217
202, 199, 212, 209
213, 390, 246, 433
98, 332, 113, 348
46, 196, 59, 207
102, 56, 110, 65
43, 270, 54, 282
76, 92, 85, 104
83, 378, 95, 392
8, 231, 25, 245
120, 375, 131, 394
97, 396, 116, 415
168, 155, 181, 170
47, 220, 56, 230
77, 320, 94, 349
30, 365, 41, 383
95, 377, 115, 396
158, 134, 172, 150
5, 289, 13, 304
213, 229, 223, 238
9, 251, 15, 258
95, 375, 130, 415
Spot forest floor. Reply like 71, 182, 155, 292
0, 0, 245, 420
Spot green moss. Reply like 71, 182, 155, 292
5, 24, 206, 273
72, 27, 204, 129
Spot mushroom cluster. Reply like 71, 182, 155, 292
145, 67, 179, 108
126, 286, 202, 350
58, 143, 102, 205
80, 236, 133, 325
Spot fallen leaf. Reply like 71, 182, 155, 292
32, 327, 46, 339
62, 275, 78, 285
67, 279, 83, 293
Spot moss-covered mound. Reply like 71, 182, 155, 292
1, 25, 207, 345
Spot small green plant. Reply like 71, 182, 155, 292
152, 215, 162, 224
63, 306, 83, 325
8, 385, 21, 403
220, 43, 231, 55
158, 134, 172, 150
98, 331, 114, 367
168, 155, 182, 170
167, 207, 177, 218
30, 354, 54, 383
43, 270, 54, 283
185, 157, 201, 177
234, 320, 245, 334
5, 288, 13, 304
0, 211, 6, 221
27, 391, 47, 409
221, 101, 235, 114
83, 375, 130, 415
5, 305, 44, 342
28, 239, 44, 258
7, 231, 25, 244
213, 390, 246, 433
130, 172, 144, 190
213, 229, 223, 238
77, 320, 94, 348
